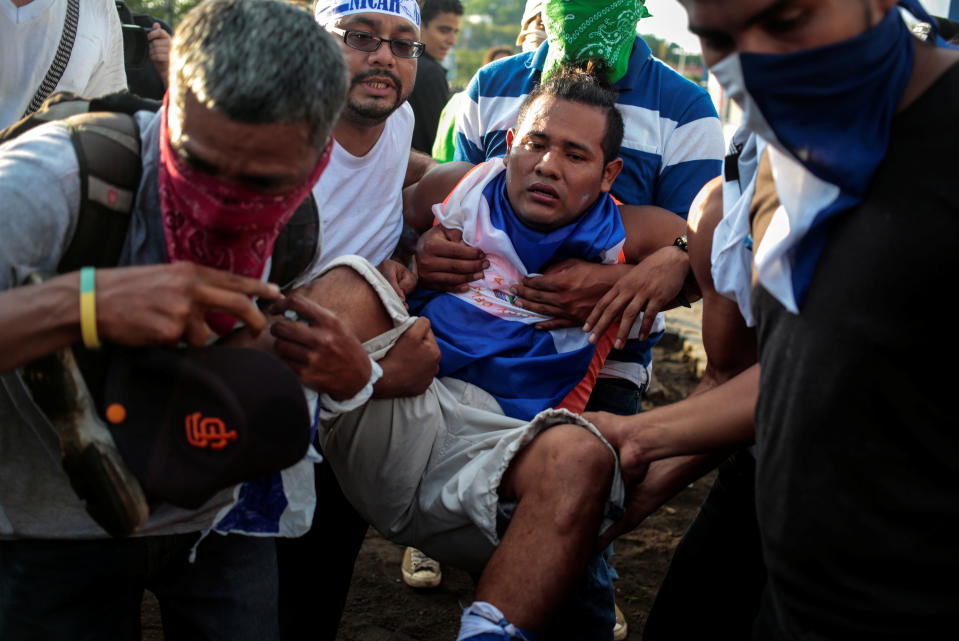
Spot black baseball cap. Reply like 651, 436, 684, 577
100, 346, 311, 510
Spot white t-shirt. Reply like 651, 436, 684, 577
309, 102, 413, 275
0, 0, 127, 129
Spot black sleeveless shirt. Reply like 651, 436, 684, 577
751, 63, 959, 639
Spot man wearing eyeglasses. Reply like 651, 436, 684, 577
275, 2, 438, 639
304, 0, 432, 279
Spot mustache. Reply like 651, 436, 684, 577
351, 69, 403, 94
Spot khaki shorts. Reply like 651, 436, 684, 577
315, 256, 625, 571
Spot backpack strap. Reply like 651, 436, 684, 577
57, 112, 143, 274
268, 196, 321, 290
0, 92, 89, 142
56, 112, 143, 403
0, 90, 160, 145
24, 0, 80, 118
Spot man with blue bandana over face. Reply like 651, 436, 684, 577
586, 1, 959, 639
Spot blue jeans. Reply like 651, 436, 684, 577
0, 531, 279, 641
538, 377, 646, 641
584, 376, 646, 416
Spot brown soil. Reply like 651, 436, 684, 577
141, 332, 708, 640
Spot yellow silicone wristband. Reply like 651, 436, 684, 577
79, 267, 101, 349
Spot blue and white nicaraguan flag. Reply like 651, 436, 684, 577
709, 0, 952, 314
409, 160, 625, 421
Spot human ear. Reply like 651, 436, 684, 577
601, 157, 623, 192
504, 128, 516, 166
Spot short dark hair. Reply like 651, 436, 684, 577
516, 62, 624, 164
173, 0, 346, 148
421, 0, 463, 25
483, 46, 514, 66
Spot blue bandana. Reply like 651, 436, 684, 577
710, 1, 948, 313
314, 0, 420, 28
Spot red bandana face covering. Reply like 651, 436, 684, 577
157, 98, 331, 335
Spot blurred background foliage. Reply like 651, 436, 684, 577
123, 0, 703, 90
125, 0, 201, 25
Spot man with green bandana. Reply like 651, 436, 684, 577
540, 0, 651, 85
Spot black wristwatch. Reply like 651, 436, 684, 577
673, 234, 688, 252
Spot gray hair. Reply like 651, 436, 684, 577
171, 0, 347, 148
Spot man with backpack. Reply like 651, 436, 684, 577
0, 1, 360, 638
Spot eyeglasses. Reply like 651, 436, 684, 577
328, 27, 425, 59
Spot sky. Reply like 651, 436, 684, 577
639, 0, 955, 54
640, 0, 700, 53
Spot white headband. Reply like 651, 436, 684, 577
314, 0, 421, 29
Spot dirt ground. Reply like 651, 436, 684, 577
141, 332, 708, 640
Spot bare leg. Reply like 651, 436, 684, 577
474, 425, 616, 630
293, 266, 394, 342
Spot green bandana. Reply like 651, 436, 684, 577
542, 0, 651, 84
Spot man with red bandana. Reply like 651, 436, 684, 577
0, 1, 370, 639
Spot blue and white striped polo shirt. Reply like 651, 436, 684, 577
453, 36, 723, 216
451, 37, 724, 389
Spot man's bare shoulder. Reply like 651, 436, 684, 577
423, 161, 475, 197
404, 161, 477, 232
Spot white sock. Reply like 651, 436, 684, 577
456, 601, 531, 640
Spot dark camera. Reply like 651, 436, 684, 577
121, 24, 150, 70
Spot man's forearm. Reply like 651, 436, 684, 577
621, 364, 759, 470
637, 453, 726, 516
371, 350, 428, 398
404, 149, 438, 188
599, 451, 726, 548
371, 355, 406, 398
0, 273, 82, 373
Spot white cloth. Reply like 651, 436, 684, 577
0, 0, 127, 129
457, 602, 528, 640
712, 129, 766, 327
308, 102, 413, 274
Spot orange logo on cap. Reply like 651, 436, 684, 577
185, 412, 237, 450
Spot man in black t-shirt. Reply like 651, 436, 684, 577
407, 0, 461, 153
585, 1, 959, 639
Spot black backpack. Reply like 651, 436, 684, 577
0, 90, 320, 289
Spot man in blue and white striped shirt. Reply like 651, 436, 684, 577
449, 2, 723, 423
453, 39, 721, 216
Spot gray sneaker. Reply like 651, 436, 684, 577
613, 603, 628, 641
401, 546, 442, 588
